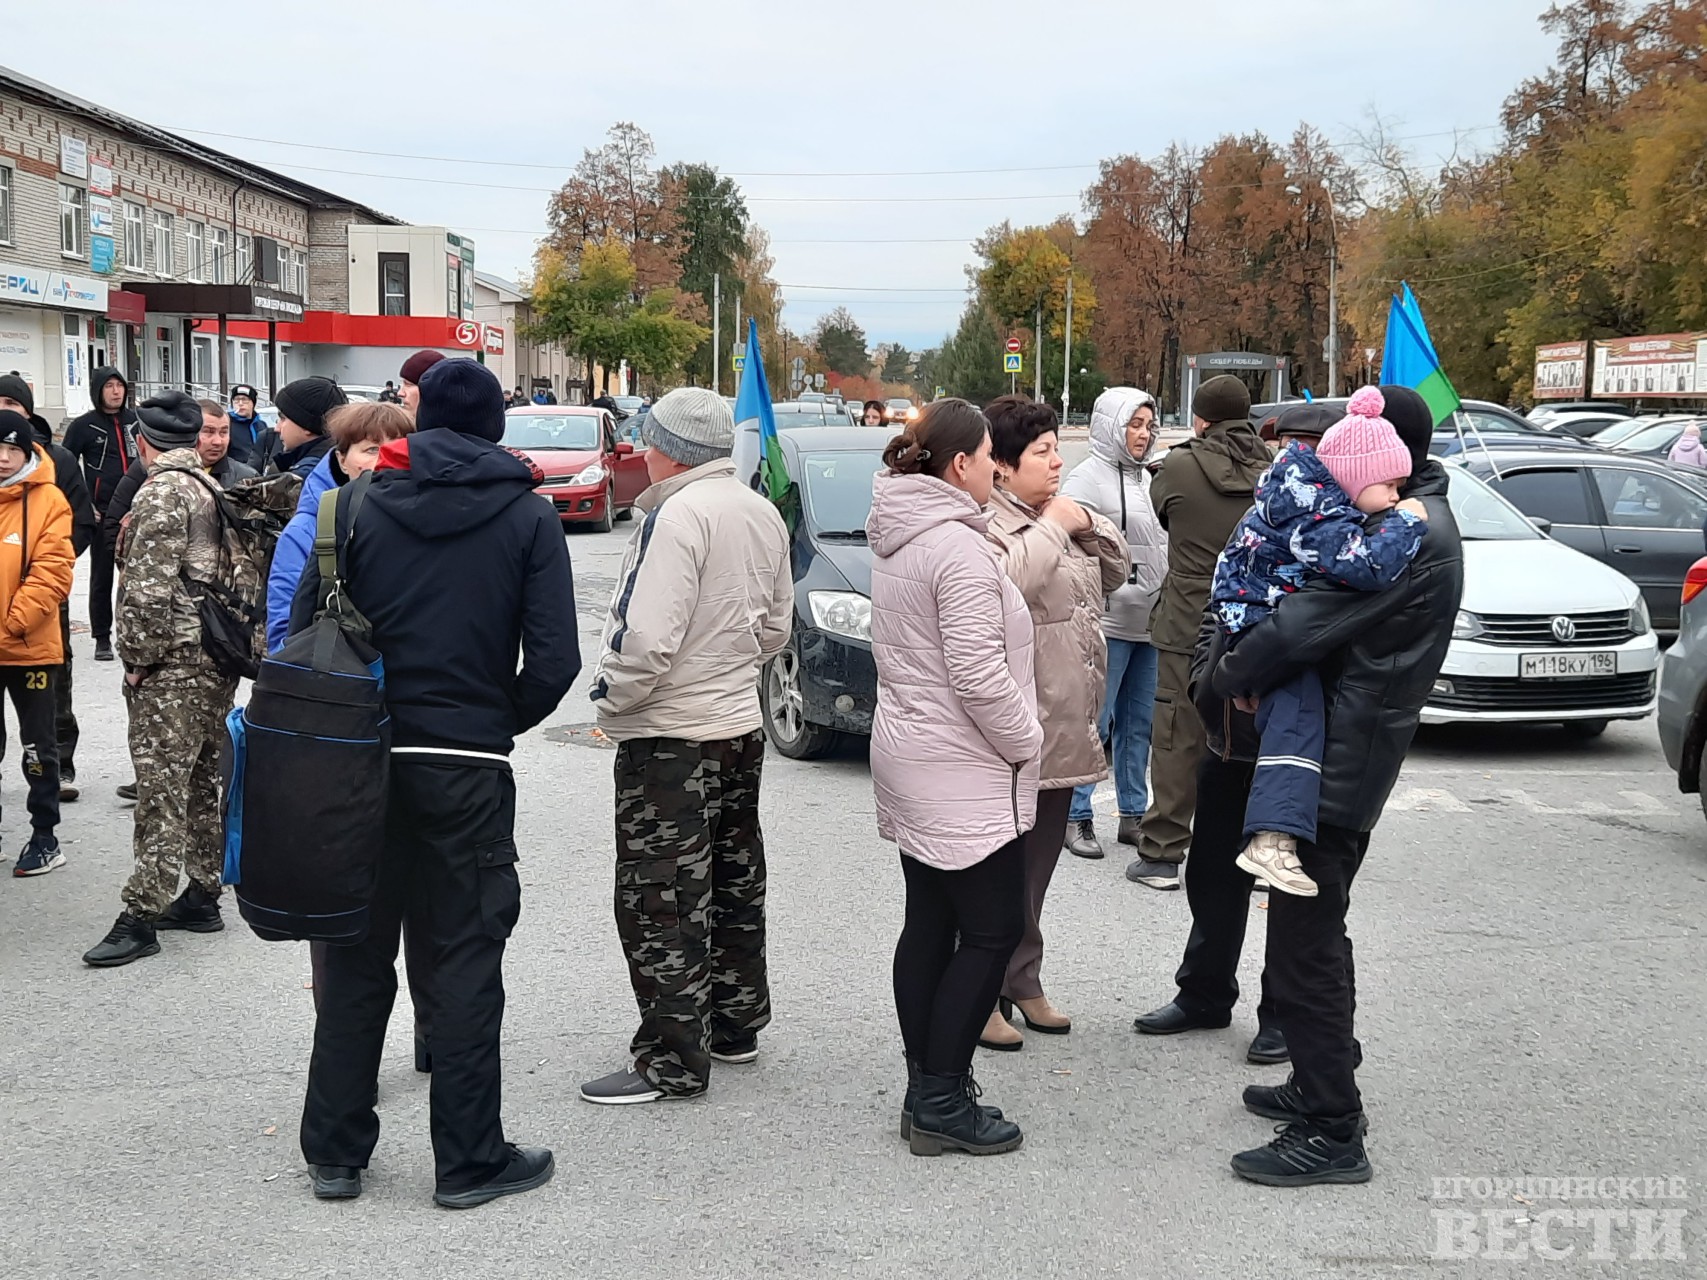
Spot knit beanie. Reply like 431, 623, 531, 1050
136, 389, 204, 451
275, 377, 348, 436
643, 387, 735, 467
1191, 374, 1251, 426
416, 357, 505, 441
1378, 384, 1434, 469
0, 409, 34, 452
1315, 387, 1412, 503
400, 349, 446, 385
0, 374, 35, 417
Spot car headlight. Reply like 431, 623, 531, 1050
1451, 609, 1484, 640
1629, 596, 1651, 636
571, 463, 607, 486
808, 591, 872, 642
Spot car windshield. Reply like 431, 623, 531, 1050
798, 450, 888, 537
502, 414, 601, 450
1446, 467, 1544, 540
774, 409, 844, 429
1611, 421, 1689, 452
1595, 416, 1672, 447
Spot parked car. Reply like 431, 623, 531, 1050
1536, 410, 1637, 439
1530, 401, 1636, 425
336, 384, 391, 403
611, 395, 645, 420
501, 406, 649, 532
1453, 448, 1707, 634
885, 397, 918, 424
1592, 413, 1698, 450
1604, 415, 1707, 460
1252, 397, 1580, 457
757, 426, 897, 758
1657, 557, 1707, 816
1427, 467, 1658, 734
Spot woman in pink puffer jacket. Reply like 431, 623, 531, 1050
868, 398, 1043, 1159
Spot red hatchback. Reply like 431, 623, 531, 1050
501, 406, 650, 531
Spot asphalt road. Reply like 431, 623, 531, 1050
2, 516, 1703, 1280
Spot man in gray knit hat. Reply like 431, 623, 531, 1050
581, 386, 793, 1105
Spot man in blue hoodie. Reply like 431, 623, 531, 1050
226, 384, 265, 466
288, 359, 579, 1210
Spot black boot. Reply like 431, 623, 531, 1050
901, 1057, 1003, 1140
907, 1070, 1022, 1156
155, 883, 224, 933
83, 911, 160, 967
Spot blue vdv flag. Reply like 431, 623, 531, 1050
734, 319, 788, 502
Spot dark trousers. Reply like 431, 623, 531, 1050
613, 731, 770, 1095
1002, 787, 1072, 1002
1138, 646, 1205, 865
0, 665, 60, 835
308, 924, 432, 1049
1264, 821, 1369, 1139
55, 603, 77, 779
300, 759, 520, 1193
893, 837, 1026, 1077
88, 534, 116, 644
1246, 667, 1324, 842
1174, 754, 1274, 1025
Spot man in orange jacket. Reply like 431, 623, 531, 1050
0, 411, 76, 876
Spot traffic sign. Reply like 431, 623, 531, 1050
733, 352, 746, 373
1004, 353, 1023, 374
812, 373, 826, 389
789, 376, 805, 393
791, 355, 806, 374
934, 386, 945, 399
1005, 337, 1022, 354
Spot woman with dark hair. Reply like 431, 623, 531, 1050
977, 394, 1128, 1051
868, 398, 1041, 1157
863, 399, 887, 427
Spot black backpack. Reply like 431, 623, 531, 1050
223, 473, 390, 944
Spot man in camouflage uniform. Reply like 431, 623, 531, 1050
83, 390, 238, 967
581, 388, 792, 1105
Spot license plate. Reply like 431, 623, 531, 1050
1520, 652, 1616, 679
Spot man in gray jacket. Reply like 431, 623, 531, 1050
1060, 387, 1168, 860
581, 387, 793, 1106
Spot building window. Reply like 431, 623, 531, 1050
446, 257, 460, 317
0, 166, 13, 243
379, 252, 409, 315
186, 221, 205, 281
152, 210, 174, 276
293, 249, 307, 296
236, 234, 252, 283
123, 201, 145, 269
209, 226, 229, 284
60, 184, 85, 256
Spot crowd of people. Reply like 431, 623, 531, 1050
0, 354, 1464, 1206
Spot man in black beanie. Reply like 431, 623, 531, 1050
1207, 385, 1462, 1187
84, 390, 244, 968
270, 377, 347, 479
288, 356, 579, 1208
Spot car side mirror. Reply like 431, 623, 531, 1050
615, 441, 634, 455
1529, 516, 1553, 534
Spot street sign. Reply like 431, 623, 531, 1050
1005, 337, 1022, 354
791, 355, 806, 374
733, 352, 746, 373
789, 376, 805, 393
812, 373, 825, 389
1004, 353, 1023, 374
934, 386, 945, 399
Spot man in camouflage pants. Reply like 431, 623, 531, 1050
582, 388, 793, 1105
83, 390, 238, 967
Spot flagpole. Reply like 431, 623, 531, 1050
712, 272, 721, 396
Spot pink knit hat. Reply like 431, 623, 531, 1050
1315, 387, 1412, 502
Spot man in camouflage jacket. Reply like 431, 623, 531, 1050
83, 391, 238, 968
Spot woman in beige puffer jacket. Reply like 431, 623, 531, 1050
978, 394, 1129, 1051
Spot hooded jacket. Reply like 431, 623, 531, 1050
589, 457, 793, 743
1668, 425, 1707, 469
868, 472, 1043, 871
1147, 417, 1271, 655
226, 408, 264, 466
272, 433, 333, 480
983, 486, 1128, 790
0, 448, 75, 666
287, 430, 580, 754
1213, 458, 1464, 832
27, 415, 96, 556
61, 366, 138, 513
1060, 387, 1169, 641
265, 451, 341, 653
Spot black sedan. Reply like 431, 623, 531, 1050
757, 426, 896, 758
1453, 448, 1707, 634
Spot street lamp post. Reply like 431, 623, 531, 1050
1287, 180, 1340, 395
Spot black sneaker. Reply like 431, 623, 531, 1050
433, 1145, 554, 1210
310, 1165, 362, 1200
93, 640, 115, 661
708, 1033, 759, 1064
155, 883, 224, 933
1244, 1075, 1368, 1135
13, 834, 65, 877
1231, 1121, 1372, 1186
116, 781, 138, 802
1125, 857, 1180, 889
83, 911, 160, 967
578, 1067, 703, 1105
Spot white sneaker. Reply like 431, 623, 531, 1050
1236, 832, 1318, 897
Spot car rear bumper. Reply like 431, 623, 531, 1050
1422, 635, 1659, 723
797, 626, 876, 735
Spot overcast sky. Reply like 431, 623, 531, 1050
10, 1, 1558, 351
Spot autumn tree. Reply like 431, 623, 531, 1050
661, 162, 749, 386
544, 123, 682, 296
811, 307, 870, 377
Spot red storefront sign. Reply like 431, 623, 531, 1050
192, 312, 495, 348
484, 324, 505, 355
106, 290, 147, 326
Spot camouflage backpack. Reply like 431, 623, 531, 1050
159, 467, 300, 679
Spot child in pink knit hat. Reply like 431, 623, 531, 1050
1207, 386, 1428, 895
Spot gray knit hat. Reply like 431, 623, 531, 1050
643, 387, 735, 467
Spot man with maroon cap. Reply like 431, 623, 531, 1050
398, 350, 445, 416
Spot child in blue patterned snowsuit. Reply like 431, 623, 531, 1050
1209, 387, 1427, 895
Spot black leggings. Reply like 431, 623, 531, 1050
892, 837, 1025, 1077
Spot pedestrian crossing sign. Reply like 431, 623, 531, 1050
1003, 353, 1022, 373
733, 353, 746, 372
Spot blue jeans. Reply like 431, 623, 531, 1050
1069, 638, 1159, 823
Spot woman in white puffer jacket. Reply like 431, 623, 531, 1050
1060, 387, 1169, 860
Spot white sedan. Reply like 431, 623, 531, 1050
1424, 468, 1659, 736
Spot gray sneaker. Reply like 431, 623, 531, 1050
1125, 857, 1180, 890
1064, 820, 1104, 859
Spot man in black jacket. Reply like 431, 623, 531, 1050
60, 366, 137, 661
289, 358, 579, 1210
0, 375, 99, 800
269, 377, 345, 478
1210, 385, 1464, 1187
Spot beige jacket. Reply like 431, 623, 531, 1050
984, 487, 1129, 790
592, 457, 793, 743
